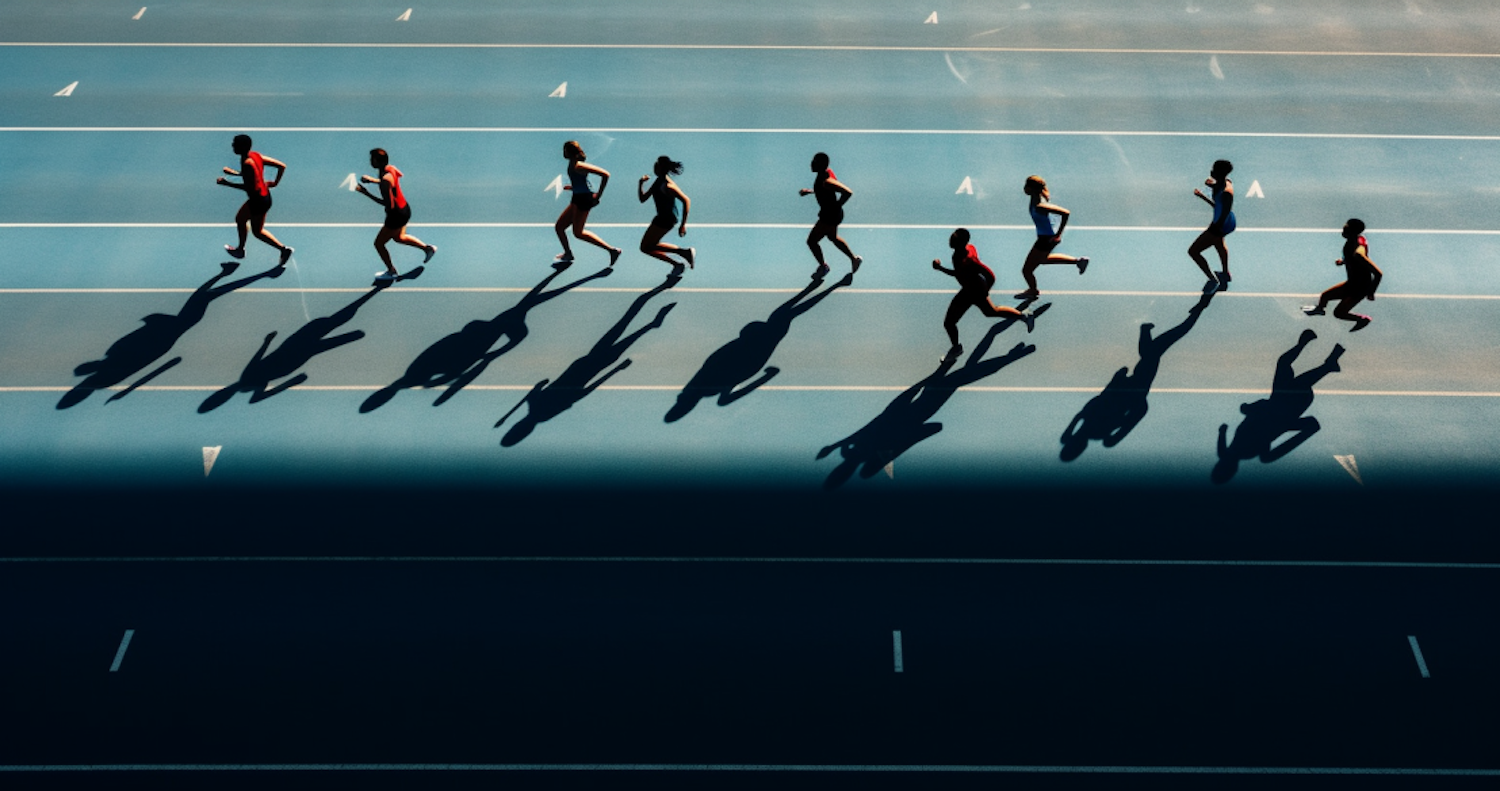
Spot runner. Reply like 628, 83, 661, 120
216, 134, 293, 265
1014, 175, 1088, 300
354, 148, 436, 282
636, 156, 694, 275
798, 152, 861, 278
1189, 159, 1235, 290
554, 140, 622, 267
932, 228, 1035, 363
1303, 219, 1382, 332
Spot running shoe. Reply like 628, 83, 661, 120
375, 271, 397, 281
683, 247, 695, 267
278, 246, 294, 266
1218, 270, 1232, 283
1350, 315, 1372, 332
1076, 257, 1089, 275
1013, 289, 1040, 300
224, 245, 245, 260
851, 255, 862, 273
423, 245, 437, 263
1302, 306, 1326, 316
1021, 309, 1036, 333
813, 262, 831, 279
941, 343, 964, 364
554, 252, 574, 262
609, 247, 623, 267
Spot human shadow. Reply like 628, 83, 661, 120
664, 273, 852, 423
360, 264, 612, 413
1212, 329, 1344, 484
58, 261, 285, 409
198, 287, 384, 413
496, 274, 681, 446
1060, 289, 1216, 461
815, 319, 1038, 491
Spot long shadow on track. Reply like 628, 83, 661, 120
1213, 328, 1345, 484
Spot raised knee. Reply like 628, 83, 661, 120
572, 229, 588, 240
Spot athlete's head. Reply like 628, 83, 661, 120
563, 140, 585, 161
1024, 175, 1047, 197
811, 152, 830, 172
1343, 218, 1366, 238
369, 148, 390, 168
949, 227, 971, 249
654, 156, 684, 177
232, 134, 252, 155
1211, 159, 1233, 178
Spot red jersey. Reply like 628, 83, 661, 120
245, 152, 270, 197
383, 165, 408, 209
954, 244, 995, 291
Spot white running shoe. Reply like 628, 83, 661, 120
224, 245, 245, 259
375, 271, 397, 281
423, 245, 437, 263
554, 252, 574, 262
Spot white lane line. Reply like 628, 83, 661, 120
5, 41, 1500, 58
109, 629, 135, 672
6, 127, 1500, 142
6, 558, 1500, 569
0, 763, 1497, 775
892, 631, 904, 673
1408, 635, 1431, 678
9, 385, 1500, 398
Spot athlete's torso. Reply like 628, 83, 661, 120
245, 152, 269, 197
382, 165, 407, 209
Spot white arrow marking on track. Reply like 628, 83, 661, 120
339, 173, 358, 191
203, 446, 222, 477
925, 12, 939, 24
54, 81, 78, 97
1246, 179, 1265, 198
132, 7, 146, 20
545, 175, 564, 198
956, 176, 974, 195
396, 8, 412, 22
1334, 454, 1362, 485
549, 82, 567, 98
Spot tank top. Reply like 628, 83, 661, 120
651, 178, 678, 223
246, 152, 269, 197
1029, 201, 1055, 236
814, 169, 839, 212
568, 161, 593, 195
1345, 236, 1374, 285
956, 244, 994, 291
383, 165, 407, 210
1211, 181, 1232, 225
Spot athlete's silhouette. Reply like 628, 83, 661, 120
1212, 329, 1344, 484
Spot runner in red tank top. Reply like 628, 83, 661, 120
931, 228, 1035, 363
798, 152, 861, 279
355, 148, 436, 282
216, 134, 293, 265
1302, 219, 1382, 332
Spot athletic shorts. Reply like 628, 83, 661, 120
383, 205, 412, 230
571, 192, 600, 210
245, 193, 272, 216
1031, 235, 1060, 253
650, 215, 677, 231
1210, 212, 1237, 236
816, 208, 844, 227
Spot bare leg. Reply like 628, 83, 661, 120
392, 227, 427, 251
1331, 292, 1370, 323
555, 206, 576, 258
232, 203, 252, 251
373, 227, 398, 274
571, 209, 615, 253
248, 213, 286, 251
942, 293, 970, 347
1188, 231, 1219, 280
1212, 238, 1230, 279
806, 227, 829, 267
975, 297, 1025, 320
639, 224, 684, 265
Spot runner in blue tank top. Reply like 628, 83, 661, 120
1015, 175, 1089, 300
554, 140, 622, 267
635, 155, 694, 275
1190, 159, 1236, 291
798, 152, 862, 279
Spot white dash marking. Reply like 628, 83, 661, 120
1408, 635, 1430, 678
109, 629, 135, 672
884, 461, 895, 479
339, 173, 358, 191
203, 446, 222, 477
544, 174, 564, 198
1246, 179, 1265, 198
955, 176, 974, 195
1209, 54, 1225, 79
395, 8, 412, 22
53, 81, 78, 97
1334, 454, 1363, 485
892, 630, 904, 672
132, 7, 146, 20
549, 82, 567, 98
925, 12, 939, 24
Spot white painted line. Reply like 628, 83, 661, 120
6, 557, 1500, 569
924, 12, 938, 24
893, 631, 904, 672
1334, 455, 1363, 485
1209, 54, 1224, 80
549, 82, 567, 98
6, 41, 1500, 59
203, 446, 221, 477
109, 629, 134, 672
955, 176, 974, 195
9, 385, 1500, 398
52, 81, 78, 97
1246, 180, 1265, 198
338, 173, 357, 191
0, 763, 1497, 775
544, 175, 564, 198
8, 127, 1500, 142
395, 8, 412, 22
1408, 635, 1431, 678
131, 7, 146, 20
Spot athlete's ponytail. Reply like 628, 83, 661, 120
654, 156, 684, 176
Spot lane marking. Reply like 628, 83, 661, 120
1246, 180, 1265, 198
893, 631, 904, 672
5, 558, 1500, 569
0, 764, 1497, 775
1209, 54, 1224, 80
544, 174, 564, 198
11, 222, 1500, 237
955, 176, 974, 195
1408, 635, 1431, 678
109, 629, 134, 672
395, 8, 412, 22
549, 82, 567, 98
338, 173, 357, 191
10, 385, 1500, 398
1334, 454, 1363, 485
203, 446, 221, 477
52, 82, 77, 97
131, 7, 146, 20
6, 42, 1500, 59
11, 127, 1500, 142
924, 12, 938, 24
883, 462, 894, 479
